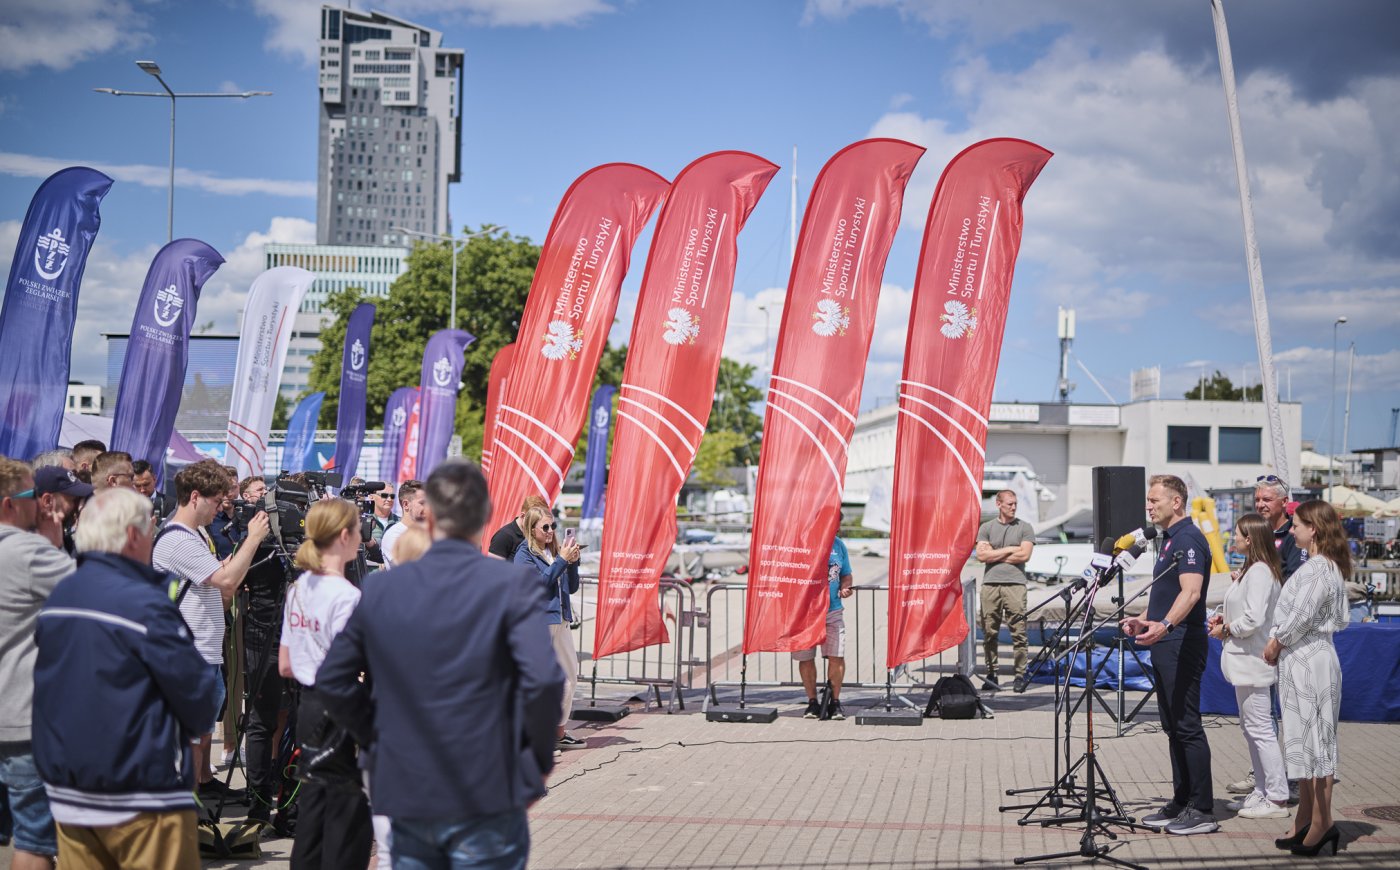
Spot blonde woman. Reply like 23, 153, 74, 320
1209, 513, 1288, 820
278, 499, 371, 869
512, 506, 582, 751
1264, 500, 1350, 857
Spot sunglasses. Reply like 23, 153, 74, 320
1256, 474, 1283, 484
9, 488, 35, 499
539, 523, 557, 532
377, 493, 395, 499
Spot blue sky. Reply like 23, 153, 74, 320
2, 0, 1398, 454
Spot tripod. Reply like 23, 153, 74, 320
1000, 582, 1094, 819
1013, 553, 1183, 868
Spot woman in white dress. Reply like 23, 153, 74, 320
1208, 513, 1288, 819
1264, 500, 1350, 857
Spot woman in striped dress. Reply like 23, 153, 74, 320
1264, 500, 1349, 856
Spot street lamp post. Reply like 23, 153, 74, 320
394, 225, 507, 330
1329, 315, 1347, 492
95, 61, 271, 242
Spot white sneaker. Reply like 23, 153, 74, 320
1226, 791, 1262, 812
1237, 798, 1290, 820
1225, 771, 1256, 794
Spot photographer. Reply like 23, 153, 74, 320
152, 461, 269, 798
277, 499, 371, 868
362, 483, 398, 569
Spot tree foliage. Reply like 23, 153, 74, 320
307, 227, 540, 458
1183, 370, 1263, 401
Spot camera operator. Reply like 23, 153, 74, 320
152, 461, 270, 799
233, 474, 297, 825
362, 483, 398, 569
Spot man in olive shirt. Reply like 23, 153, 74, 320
975, 490, 1034, 693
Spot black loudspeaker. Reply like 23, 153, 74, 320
1092, 466, 1146, 554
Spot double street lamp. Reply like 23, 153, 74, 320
96, 60, 272, 242
393, 225, 507, 331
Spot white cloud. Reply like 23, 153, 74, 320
721, 286, 794, 371
0, 152, 314, 198
252, 0, 614, 65
0, 0, 148, 73
0, 216, 317, 389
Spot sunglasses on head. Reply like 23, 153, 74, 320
1257, 474, 1283, 484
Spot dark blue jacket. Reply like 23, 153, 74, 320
513, 541, 580, 624
316, 538, 564, 820
32, 552, 222, 814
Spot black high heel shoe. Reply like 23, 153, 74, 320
1290, 826, 1340, 857
1275, 824, 1310, 850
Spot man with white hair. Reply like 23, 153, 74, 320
31, 487, 222, 867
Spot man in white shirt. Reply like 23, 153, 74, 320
379, 479, 424, 568
152, 460, 268, 795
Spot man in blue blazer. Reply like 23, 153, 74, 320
316, 460, 564, 869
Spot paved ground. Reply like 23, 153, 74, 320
11, 681, 1393, 869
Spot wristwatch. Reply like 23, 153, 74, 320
1161, 619, 1176, 634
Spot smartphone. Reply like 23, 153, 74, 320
564, 528, 576, 545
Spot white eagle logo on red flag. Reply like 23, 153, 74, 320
542, 319, 583, 360
939, 300, 978, 339
811, 298, 850, 337
662, 307, 700, 345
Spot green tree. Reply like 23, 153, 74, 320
1184, 370, 1262, 401
707, 357, 764, 466
270, 391, 291, 430
307, 227, 540, 459
692, 429, 749, 485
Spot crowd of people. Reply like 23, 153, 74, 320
0, 444, 572, 869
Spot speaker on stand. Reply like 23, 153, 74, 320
1090, 467, 1154, 734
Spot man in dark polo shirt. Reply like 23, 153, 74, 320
1122, 473, 1216, 836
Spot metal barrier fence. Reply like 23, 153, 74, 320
568, 576, 700, 713
702, 580, 974, 707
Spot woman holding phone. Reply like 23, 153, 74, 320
513, 506, 583, 750
1208, 513, 1288, 819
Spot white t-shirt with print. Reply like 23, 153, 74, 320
280, 572, 361, 686
152, 522, 224, 665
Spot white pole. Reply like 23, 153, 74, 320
1210, 0, 1292, 486
1342, 342, 1355, 480
790, 145, 798, 266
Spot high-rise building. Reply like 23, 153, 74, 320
316, 5, 464, 247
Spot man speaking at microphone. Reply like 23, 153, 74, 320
1121, 474, 1217, 836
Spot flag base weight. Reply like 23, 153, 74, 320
572, 704, 629, 723
705, 704, 777, 723
855, 708, 923, 726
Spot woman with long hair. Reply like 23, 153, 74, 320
512, 506, 583, 751
1264, 500, 1350, 857
1209, 513, 1288, 819
278, 499, 372, 869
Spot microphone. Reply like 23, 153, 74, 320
1112, 525, 1158, 553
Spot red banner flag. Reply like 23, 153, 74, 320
743, 139, 924, 654
480, 342, 516, 477
487, 164, 669, 529
594, 151, 778, 659
887, 138, 1052, 667
398, 393, 422, 483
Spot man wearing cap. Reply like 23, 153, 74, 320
34, 466, 93, 557
0, 458, 78, 869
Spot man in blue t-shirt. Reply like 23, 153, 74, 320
1121, 473, 1217, 837
793, 537, 854, 720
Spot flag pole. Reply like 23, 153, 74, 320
1210, 0, 1292, 485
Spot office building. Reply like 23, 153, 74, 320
316, 5, 464, 246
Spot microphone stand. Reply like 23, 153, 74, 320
1013, 552, 1182, 870
999, 578, 1096, 819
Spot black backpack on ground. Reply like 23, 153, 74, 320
924, 674, 981, 720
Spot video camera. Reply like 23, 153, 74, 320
233, 477, 313, 553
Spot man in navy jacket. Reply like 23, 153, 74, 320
317, 459, 563, 869
32, 487, 222, 867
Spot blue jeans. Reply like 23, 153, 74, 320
391, 809, 528, 870
0, 748, 57, 857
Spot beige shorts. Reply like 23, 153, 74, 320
792, 609, 846, 661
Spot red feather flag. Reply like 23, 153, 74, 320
887, 138, 1052, 667
743, 139, 925, 654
